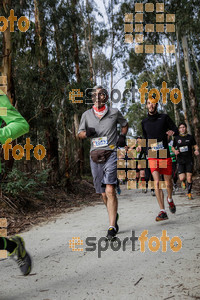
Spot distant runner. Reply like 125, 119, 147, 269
172, 122, 199, 200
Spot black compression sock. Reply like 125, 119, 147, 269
0, 237, 17, 253
173, 175, 178, 185
0, 237, 6, 250
188, 182, 192, 194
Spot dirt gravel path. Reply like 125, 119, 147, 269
0, 186, 199, 300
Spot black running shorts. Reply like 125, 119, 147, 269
177, 161, 193, 174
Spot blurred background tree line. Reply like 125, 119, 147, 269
0, 0, 200, 197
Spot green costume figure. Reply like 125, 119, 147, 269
0, 93, 32, 276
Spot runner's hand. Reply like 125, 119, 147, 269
166, 130, 175, 137
116, 134, 126, 147
136, 146, 141, 152
194, 150, 199, 156
125, 145, 129, 152
175, 150, 179, 155
86, 127, 96, 137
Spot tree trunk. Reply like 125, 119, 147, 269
174, 33, 191, 133
44, 110, 59, 181
61, 106, 70, 185
54, 23, 61, 65
1, 0, 15, 104
34, 0, 48, 68
86, 0, 94, 82
34, 0, 59, 183
71, 0, 81, 83
73, 113, 84, 177
162, 54, 178, 124
182, 35, 200, 167
109, 0, 114, 107
71, 0, 84, 177
73, 31, 81, 83
190, 38, 200, 85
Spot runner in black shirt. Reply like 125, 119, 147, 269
142, 99, 178, 221
172, 122, 199, 200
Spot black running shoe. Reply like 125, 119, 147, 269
9, 236, 32, 276
155, 211, 168, 222
106, 227, 117, 240
167, 197, 176, 213
115, 213, 119, 233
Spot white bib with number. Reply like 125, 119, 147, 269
92, 136, 108, 148
151, 141, 164, 151
179, 146, 188, 153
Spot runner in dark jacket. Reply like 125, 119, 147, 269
172, 122, 199, 200
142, 99, 178, 221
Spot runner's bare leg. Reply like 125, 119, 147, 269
152, 171, 164, 209
164, 174, 173, 199
102, 193, 107, 206
105, 184, 118, 227
186, 172, 192, 184
179, 173, 186, 183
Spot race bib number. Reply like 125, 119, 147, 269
92, 136, 108, 148
151, 141, 164, 151
179, 146, 188, 153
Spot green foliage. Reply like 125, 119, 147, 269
126, 102, 147, 137
2, 168, 49, 198
1, 0, 200, 185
